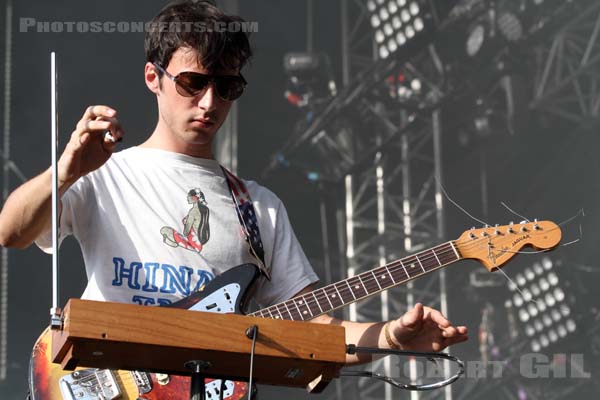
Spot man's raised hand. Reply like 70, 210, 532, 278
58, 105, 124, 186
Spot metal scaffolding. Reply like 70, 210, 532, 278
334, 1, 451, 399
530, 1, 600, 131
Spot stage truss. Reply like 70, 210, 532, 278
531, 1, 600, 132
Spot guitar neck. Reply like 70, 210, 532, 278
250, 241, 462, 321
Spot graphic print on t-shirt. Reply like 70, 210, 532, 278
160, 188, 210, 253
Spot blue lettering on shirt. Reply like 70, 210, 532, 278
111, 258, 142, 290
142, 262, 159, 292
111, 257, 216, 305
160, 264, 193, 295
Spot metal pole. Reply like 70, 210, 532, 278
340, 0, 350, 87
345, 174, 357, 322
50, 52, 61, 328
319, 184, 333, 284
433, 108, 452, 400
376, 158, 392, 400
0, 0, 13, 382
307, 0, 314, 52
401, 128, 419, 400
214, 0, 240, 173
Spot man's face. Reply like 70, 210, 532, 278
151, 47, 237, 155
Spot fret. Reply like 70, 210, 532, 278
409, 258, 421, 276
371, 270, 383, 291
312, 291, 324, 314
347, 276, 368, 299
283, 301, 296, 320
449, 241, 460, 259
344, 280, 357, 301
384, 265, 397, 284
357, 274, 370, 294
295, 296, 313, 319
432, 248, 441, 267
275, 303, 291, 320
266, 307, 275, 319
361, 272, 379, 294
416, 254, 426, 273
271, 305, 282, 319
302, 295, 315, 318
290, 298, 305, 321
323, 286, 335, 310
332, 284, 347, 307
436, 243, 456, 265
399, 259, 409, 278
307, 294, 323, 317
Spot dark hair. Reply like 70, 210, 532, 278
144, 0, 252, 72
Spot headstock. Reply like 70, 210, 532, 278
456, 220, 561, 271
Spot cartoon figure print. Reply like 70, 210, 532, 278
160, 188, 210, 253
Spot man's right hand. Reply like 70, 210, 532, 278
58, 105, 124, 186
0, 105, 124, 248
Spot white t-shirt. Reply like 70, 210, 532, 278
36, 147, 319, 308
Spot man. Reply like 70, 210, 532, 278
0, 0, 467, 366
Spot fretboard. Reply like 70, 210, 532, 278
249, 241, 462, 321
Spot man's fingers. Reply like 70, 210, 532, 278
441, 326, 458, 337
85, 120, 111, 132
441, 325, 468, 338
73, 107, 124, 148
400, 303, 424, 328
83, 105, 116, 120
425, 306, 454, 329
101, 117, 124, 143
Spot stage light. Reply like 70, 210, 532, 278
505, 257, 577, 352
365, 0, 436, 59
283, 52, 337, 108
466, 24, 486, 57
497, 11, 523, 41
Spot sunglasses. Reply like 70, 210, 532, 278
153, 63, 247, 101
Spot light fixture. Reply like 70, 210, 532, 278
366, 0, 435, 59
283, 52, 337, 108
505, 257, 577, 352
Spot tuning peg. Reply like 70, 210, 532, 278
508, 222, 515, 234
469, 227, 476, 239
494, 224, 501, 235
533, 218, 540, 230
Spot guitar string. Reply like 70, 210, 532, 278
297, 224, 554, 308
66, 369, 151, 387
437, 180, 491, 227
66, 371, 173, 390
252, 242, 459, 319
255, 223, 564, 320
484, 211, 583, 315
258, 236, 540, 320
500, 201, 531, 223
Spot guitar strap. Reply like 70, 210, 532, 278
221, 166, 271, 281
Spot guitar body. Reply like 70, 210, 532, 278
28, 263, 260, 400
